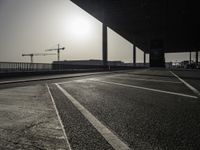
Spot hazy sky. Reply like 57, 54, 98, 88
0, 0, 196, 63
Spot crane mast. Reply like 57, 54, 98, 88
45, 44, 65, 61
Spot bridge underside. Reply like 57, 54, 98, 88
71, 0, 200, 67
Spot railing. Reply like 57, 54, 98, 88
0, 62, 148, 73
0, 62, 52, 73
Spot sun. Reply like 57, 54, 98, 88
69, 16, 91, 38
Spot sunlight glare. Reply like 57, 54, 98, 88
69, 16, 92, 38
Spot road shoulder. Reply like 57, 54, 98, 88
0, 84, 69, 149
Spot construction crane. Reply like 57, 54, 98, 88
22, 53, 56, 63
45, 44, 65, 61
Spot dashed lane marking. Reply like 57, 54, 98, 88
170, 71, 200, 97
55, 83, 131, 150
90, 79, 198, 99
46, 84, 72, 150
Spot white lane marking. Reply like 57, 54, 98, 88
56, 78, 100, 85
56, 76, 181, 85
90, 80, 198, 99
106, 76, 182, 84
56, 80, 80, 85
46, 84, 72, 150
170, 71, 200, 97
55, 83, 131, 150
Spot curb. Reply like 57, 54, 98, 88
0, 70, 128, 85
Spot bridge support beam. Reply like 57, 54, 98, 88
133, 45, 136, 66
102, 24, 108, 67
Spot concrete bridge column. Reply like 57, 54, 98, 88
133, 45, 136, 66
102, 24, 108, 67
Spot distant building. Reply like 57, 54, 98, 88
52, 59, 128, 70
169, 60, 198, 69
53, 59, 125, 66
165, 62, 173, 69
52, 60, 151, 70
180, 60, 197, 69
180, 61, 189, 68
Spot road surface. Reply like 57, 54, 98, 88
0, 69, 200, 149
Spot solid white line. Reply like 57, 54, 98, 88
46, 84, 72, 150
56, 78, 101, 85
108, 76, 182, 84
56, 80, 73, 85
91, 80, 198, 99
170, 71, 200, 97
56, 76, 181, 85
55, 83, 131, 150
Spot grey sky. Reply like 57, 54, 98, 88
0, 0, 194, 63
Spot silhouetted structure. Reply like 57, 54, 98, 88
52, 60, 125, 68
46, 44, 65, 61
71, 0, 200, 67
22, 53, 56, 63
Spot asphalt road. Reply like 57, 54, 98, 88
1, 69, 200, 150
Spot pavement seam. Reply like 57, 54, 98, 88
55, 83, 131, 150
91, 79, 198, 99
170, 71, 200, 98
46, 84, 72, 150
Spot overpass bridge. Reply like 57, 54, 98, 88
71, 0, 200, 67
1, 1, 200, 149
